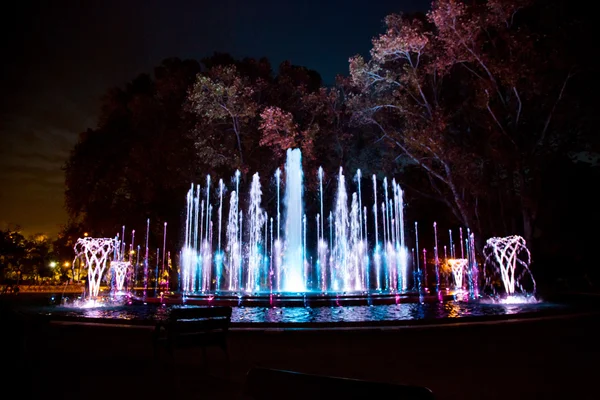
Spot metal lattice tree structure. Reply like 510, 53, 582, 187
484, 235, 535, 296
447, 258, 468, 291
111, 261, 131, 292
73, 237, 117, 298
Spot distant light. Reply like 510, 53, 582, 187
49, 261, 57, 268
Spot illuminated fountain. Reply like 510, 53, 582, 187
107, 228, 139, 293
111, 261, 130, 292
73, 237, 117, 299
35, 153, 555, 325
181, 148, 410, 295
448, 258, 468, 291
483, 235, 536, 302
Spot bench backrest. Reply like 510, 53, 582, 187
244, 367, 435, 400
166, 306, 232, 334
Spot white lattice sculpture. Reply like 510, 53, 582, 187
111, 261, 131, 291
73, 237, 117, 298
448, 258, 468, 290
484, 235, 532, 295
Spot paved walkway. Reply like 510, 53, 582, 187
7, 311, 600, 399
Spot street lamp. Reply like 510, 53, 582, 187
49, 261, 57, 268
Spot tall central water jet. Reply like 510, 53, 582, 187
282, 148, 305, 292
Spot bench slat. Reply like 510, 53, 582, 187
168, 306, 232, 321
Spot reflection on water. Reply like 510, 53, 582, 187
36, 300, 565, 324
444, 302, 461, 318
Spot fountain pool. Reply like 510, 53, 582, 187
5, 292, 574, 328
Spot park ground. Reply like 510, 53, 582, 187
1, 298, 597, 400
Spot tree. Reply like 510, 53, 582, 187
349, 8, 482, 236
258, 85, 358, 191
24, 234, 53, 281
52, 221, 85, 281
186, 65, 258, 166
259, 106, 301, 159
0, 228, 55, 283
64, 58, 202, 249
0, 227, 27, 283
348, 0, 588, 247
64, 55, 344, 255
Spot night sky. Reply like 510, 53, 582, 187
0, 0, 431, 238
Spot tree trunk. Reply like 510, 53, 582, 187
517, 169, 536, 246
445, 165, 474, 233
522, 207, 534, 247
232, 117, 244, 164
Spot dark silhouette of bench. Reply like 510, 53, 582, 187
153, 306, 232, 369
244, 367, 435, 399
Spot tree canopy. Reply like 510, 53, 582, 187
348, 0, 596, 250
63, 55, 364, 252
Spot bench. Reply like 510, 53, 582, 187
244, 367, 435, 399
153, 306, 232, 369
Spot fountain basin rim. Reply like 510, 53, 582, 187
232, 310, 600, 331
37, 308, 597, 332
